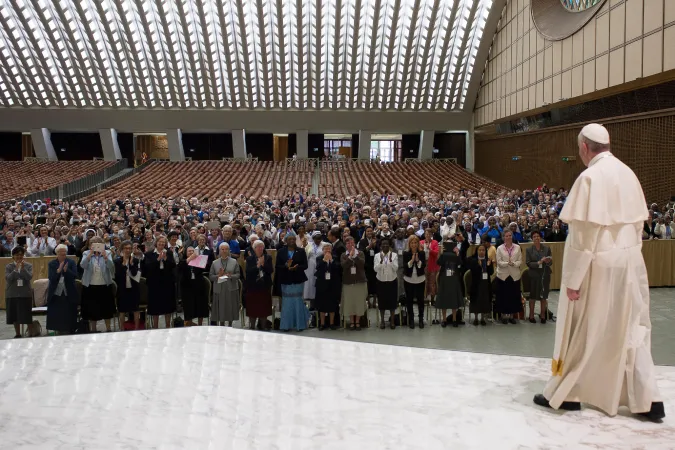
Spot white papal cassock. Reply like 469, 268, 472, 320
543, 151, 660, 416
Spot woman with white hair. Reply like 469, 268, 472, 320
80, 236, 116, 332
46, 244, 79, 334
303, 231, 326, 304
209, 242, 241, 326
245, 240, 274, 330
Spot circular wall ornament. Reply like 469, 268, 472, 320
560, 0, 603, 12
531, 0, 608, 41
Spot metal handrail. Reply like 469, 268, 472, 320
22, 159, 128, 202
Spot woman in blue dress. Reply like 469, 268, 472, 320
275, 235, 309, 331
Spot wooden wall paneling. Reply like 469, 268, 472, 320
475, 113, 675, 205
21, 134, 34, 159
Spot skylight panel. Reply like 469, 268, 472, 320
0, 0, 493, 111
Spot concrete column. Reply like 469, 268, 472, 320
418, 130, 435, 160
30, 128, 57, 160
466, 117, 475, 172
296, 130, 309, 158
98, 128, 122, 161
166, 129, 185, 162
358, 130, 371, 160
232, 129, 247, 158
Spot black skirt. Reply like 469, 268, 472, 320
117, 285, 140, 313
181, 277, 210, 320
6, 296, 32, 325
365, 268, 377, 296
81, 284, 116, 321
376, 279, 398, 310
528, 270, 551, 300
46, 294, 78, 333
496, 277, 522, 314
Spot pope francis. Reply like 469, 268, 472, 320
533, 123, 665, 423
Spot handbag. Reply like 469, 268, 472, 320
26, 320, 42, 337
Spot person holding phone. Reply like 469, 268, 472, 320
46, 244, 78, 335
142, 235, 177, 329
80, 237, 116, 332
5, 247, 33, 338
29, 225, 56, 257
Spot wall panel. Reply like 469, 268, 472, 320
474, 0, 675, 126
625, 40, 642, 82
643, 32, 663, 78
643, 0, 663, 33
475, 113, 675, 205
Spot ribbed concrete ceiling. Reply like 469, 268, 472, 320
0, 0, 494, 112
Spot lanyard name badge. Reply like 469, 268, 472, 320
191, 269, 195, 280
350, 266, 356, 275
369, 249, 374, 256
446, 264, 455, 277
17, 278, 23, 287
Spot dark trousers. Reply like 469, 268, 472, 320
404, 280, 425, 324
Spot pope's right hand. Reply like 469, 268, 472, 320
567, 288, 580, 301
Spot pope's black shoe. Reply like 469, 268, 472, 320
638, 402, 665, 423
533, 394, 581, 411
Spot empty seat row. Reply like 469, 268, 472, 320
0, 160, 115, 201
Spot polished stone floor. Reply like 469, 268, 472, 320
2, 288, 674, 365
0, 327, 673, 450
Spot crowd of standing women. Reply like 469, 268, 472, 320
5, 224, 553, 337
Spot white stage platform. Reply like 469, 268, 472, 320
0, 328, 672, 449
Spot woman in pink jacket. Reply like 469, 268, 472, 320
420, 228, 440, 303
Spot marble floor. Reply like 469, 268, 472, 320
0, 327, 673, 449
2, 288, 674, 365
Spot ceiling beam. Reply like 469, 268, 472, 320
463, 0, 507, 115
0, 108, 471, 134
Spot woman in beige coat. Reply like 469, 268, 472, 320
495, 230, 522, 324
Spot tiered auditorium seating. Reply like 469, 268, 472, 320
319, 160, 508, 197
81, 160, 314, 202
0, 160, 115, 201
